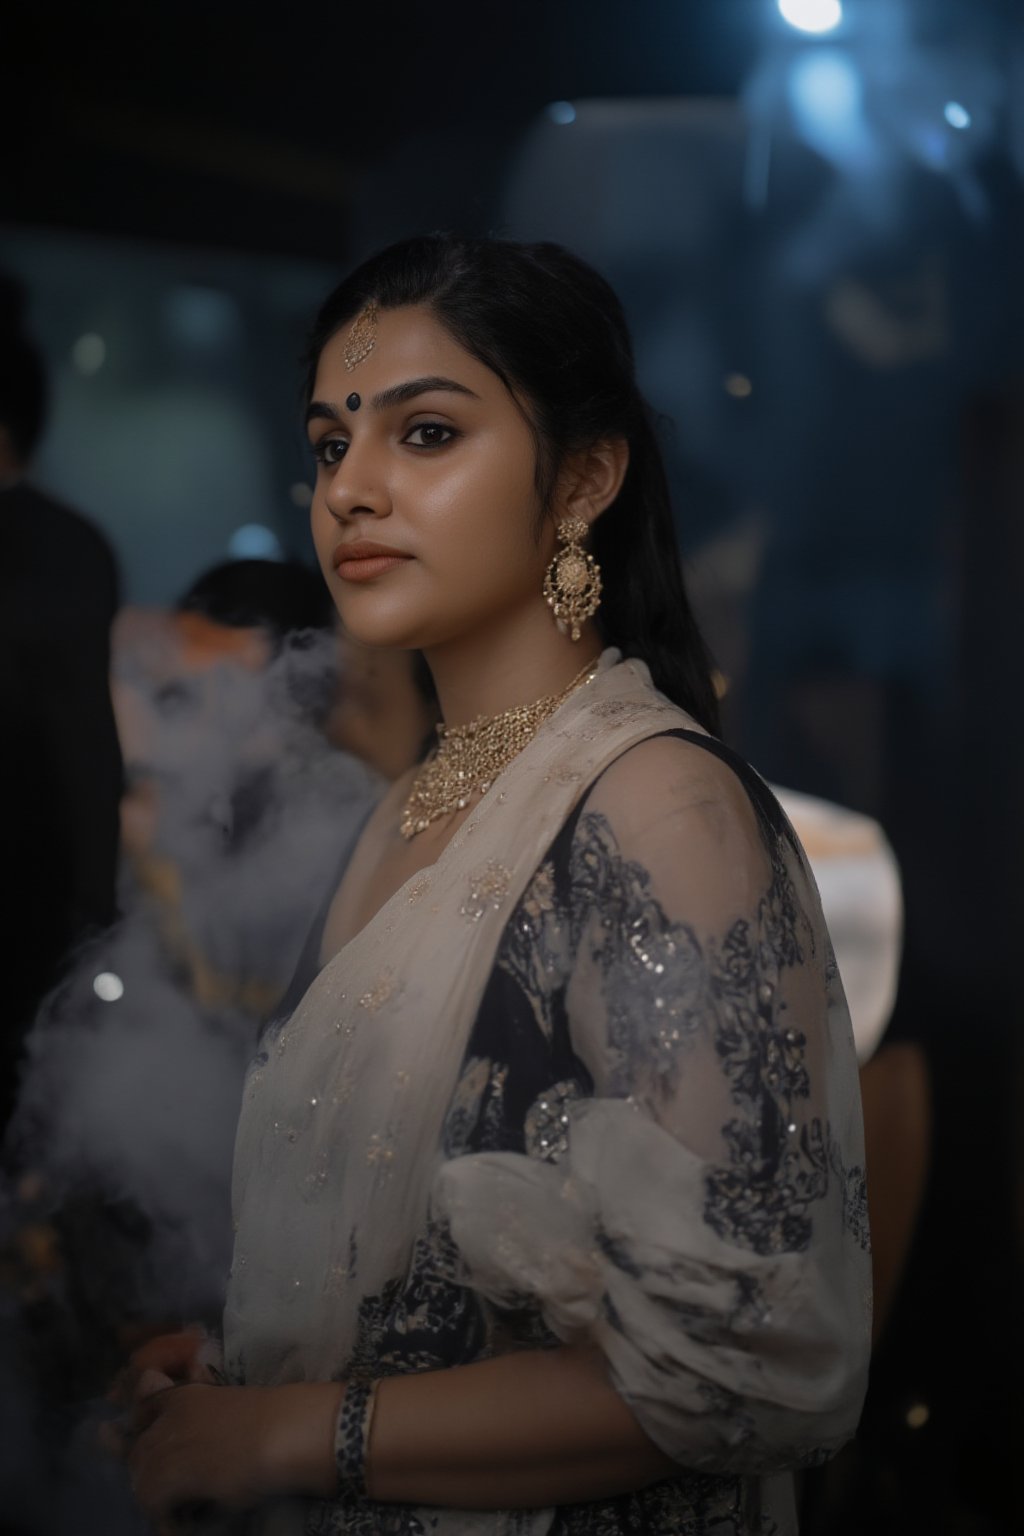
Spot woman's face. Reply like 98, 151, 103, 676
307, 304, 551, 651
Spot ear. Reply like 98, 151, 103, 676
555, 437, 630, 527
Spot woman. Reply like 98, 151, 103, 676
126, 236, 870, 1534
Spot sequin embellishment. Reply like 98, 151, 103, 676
334, 1379, 376, 1495
359, 969, 398, 1013
525, 1079, 583, 1163
366, 1131, 395, 1171
461, 861, 512, 922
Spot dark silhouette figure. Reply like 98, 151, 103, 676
0, 273, 122, 1128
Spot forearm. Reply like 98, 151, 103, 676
268, 1345, 676, 1509
367, 1343, 676, 1508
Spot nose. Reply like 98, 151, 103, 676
323, 438, 392, 524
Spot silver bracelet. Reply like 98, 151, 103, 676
334, 1379, 379, 1498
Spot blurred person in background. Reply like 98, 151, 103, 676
1, 559, 378, 1533
327, 631, 438, 782
113, 558, 380, 1022
0, 272, 122, 1134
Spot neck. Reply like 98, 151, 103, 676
423, 610, 603, 729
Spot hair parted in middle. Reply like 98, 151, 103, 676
304, 234, 720, 737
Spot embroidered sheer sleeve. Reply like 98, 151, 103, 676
434, 733, 871, 1476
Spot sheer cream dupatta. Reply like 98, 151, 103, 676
223, 650, 691, 1393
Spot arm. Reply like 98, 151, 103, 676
436, 739, 872, 1476
130, 1346, 674, 1518
358, 1343, 675, 1506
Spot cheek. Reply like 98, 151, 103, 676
409, 442, 541, 582
309, 490, 336, 569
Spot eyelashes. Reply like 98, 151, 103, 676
405, 423, 458, 448
310, 422, 460, 466
311, 438, 346, 467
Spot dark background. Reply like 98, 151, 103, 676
3, 1, 765, 258
3, 1, 1023, 1530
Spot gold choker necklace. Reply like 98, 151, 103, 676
400, 659, 599, 840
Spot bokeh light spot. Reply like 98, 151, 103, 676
93, 972, 124, 1002
944, 102, 971, 131
71, 333, 107, 375
724, 373, 754, 398
547, 101, 577, 126
227, 523, 283, 560
778, 0, 843, 34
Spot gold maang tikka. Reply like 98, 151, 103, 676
344, 301, 379, 371
543, 516, 602, 642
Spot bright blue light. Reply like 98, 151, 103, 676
547, 101, 577, 126
778, 0, 843, 34
944, 101, 971, 131
788, 50, 873, 168
228, 523, 283, 561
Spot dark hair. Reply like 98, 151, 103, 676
177, 559, 339, 729
0, 272, 48, 462
304, 235, 720, 735
177, 559, 336, 647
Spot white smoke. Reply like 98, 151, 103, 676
7, 625, 380, 1325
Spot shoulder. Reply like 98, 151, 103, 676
569, 731, 778, 917
1, 483, 117, 587
582, 730, 766, 846
3, 481, 108, 541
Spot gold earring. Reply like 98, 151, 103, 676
543, 516, 602, 642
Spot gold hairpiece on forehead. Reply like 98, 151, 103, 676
344, 301, 379, 371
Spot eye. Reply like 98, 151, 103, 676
404, 422, 458, 448
311, 436, 347, 467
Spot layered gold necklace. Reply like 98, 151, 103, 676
400, 658, 599, 839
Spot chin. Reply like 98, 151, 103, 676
335, 605, 431, 653
335, 585, 515, 654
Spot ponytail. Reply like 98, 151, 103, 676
594, 410, 720, 734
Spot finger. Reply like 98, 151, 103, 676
106, 1365, 138, 1406
135, 1368, 175, 1403
95, 1417, 129, 1459
185, 1359, 217, 1385
130, 1328, 204, 1376
131, 1376, 177, 1436
113, 1330, 202, 1405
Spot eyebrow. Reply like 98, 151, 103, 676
305, 375, 481, 429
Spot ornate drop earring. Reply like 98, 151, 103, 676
543, 516, 602, 642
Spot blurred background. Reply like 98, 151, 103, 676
1, 0, 1022, 1531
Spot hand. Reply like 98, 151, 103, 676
127, 1382, 281, 1522
102, 1327, 220, 1459
109, 1327, 220, 1408
128, 1378, 345, 1520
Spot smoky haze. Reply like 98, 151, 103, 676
2, 625, 380, 1532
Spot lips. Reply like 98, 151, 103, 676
332, 539, 414, 583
